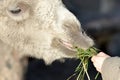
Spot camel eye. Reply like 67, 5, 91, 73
10, 7, 22, 14
7, 2, 30, 21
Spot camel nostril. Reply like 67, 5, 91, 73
81, 29, 85, 34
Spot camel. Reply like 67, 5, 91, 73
0, 0, 94, 80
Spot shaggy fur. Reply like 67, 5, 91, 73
0, 0, 94, 79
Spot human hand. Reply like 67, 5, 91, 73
91, 52, 110, 73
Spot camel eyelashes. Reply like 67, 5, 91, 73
10, 8, 22, 14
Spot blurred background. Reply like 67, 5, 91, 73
25, 0, 120, 80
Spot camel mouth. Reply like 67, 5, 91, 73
59, 39, 76, 51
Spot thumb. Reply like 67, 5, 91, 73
97, 52, 107, 56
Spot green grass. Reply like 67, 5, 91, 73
67, 47, 100, 80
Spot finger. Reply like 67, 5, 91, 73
91, 56, 97, 62
93, 63, 101, 72
97, 52, 106, 56
96, 68, 101, 72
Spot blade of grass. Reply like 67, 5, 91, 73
67, 46, 100, 80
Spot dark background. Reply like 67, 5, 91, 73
25, 0, 120, 80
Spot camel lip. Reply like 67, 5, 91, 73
58, 39, 76, 51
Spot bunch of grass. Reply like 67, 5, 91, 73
67, 47, 100, 80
